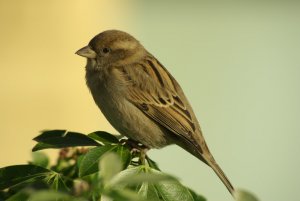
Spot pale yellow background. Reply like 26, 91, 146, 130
0, 1, 131, 165
1, 1, 300, 201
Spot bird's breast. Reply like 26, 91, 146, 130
85, 70, 171, 148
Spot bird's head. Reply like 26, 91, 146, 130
76, 30, 146, 68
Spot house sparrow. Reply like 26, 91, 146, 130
76, 30, 235, 196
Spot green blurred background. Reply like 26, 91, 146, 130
0, 1, 299, 201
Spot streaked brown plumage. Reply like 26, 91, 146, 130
76, 30, 235, 196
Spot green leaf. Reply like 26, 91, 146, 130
138, 182, 149, 198
45, 172, 69, 192
105, 189, 146, 201
108, 166, 141, 187
88, 131, 119, 144
138, 183, 161, 201
34, 130, 66, 141
100, 152, 123, 184
32, 142, 56, 152
32, 130, 99, 151
79, 145, 115, 177
6, 190, 87, 201
6, 190, 30, 201
114, 145, 132, 169
155, 182, 194, 201
188, 188, 206, 201
235, 189, 259, 201
152, 169, 194, 201
28, 190, 87, 201
0, 165, 51, 190
31, 152, 49, 168
109, 167, 175, 188
76, 154, 85, 169
117, 172, 175, 187
146, 157, 160, 170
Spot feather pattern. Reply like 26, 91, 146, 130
80, 30, 235, 196
114, 55, 202, 152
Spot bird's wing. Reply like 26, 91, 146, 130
114, 56, 201, 150
113, 56, 234, 195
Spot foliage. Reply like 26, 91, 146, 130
0, 130, 259, 201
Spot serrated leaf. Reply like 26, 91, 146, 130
79, 145, 115, 177
31, 152, 49, 168
100, 152, 123, 184
0, 165, 51, 190
88, 131, 119, 144
32, 130, 99, 151
235, 189, 259, 201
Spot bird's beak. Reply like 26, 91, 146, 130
75, 46, 97, 59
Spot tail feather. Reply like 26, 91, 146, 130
175, 134, 235, 197
206, 159, 235, 196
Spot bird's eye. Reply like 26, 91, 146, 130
102, 47, 110, 54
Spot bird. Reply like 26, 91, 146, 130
76, 30, 235, 196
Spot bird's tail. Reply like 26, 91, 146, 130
206, 158, 235, 196
176, 134, 235, 197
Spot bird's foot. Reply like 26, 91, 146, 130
120, 138, 149, 165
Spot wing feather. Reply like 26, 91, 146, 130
116, 56, 197, 139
